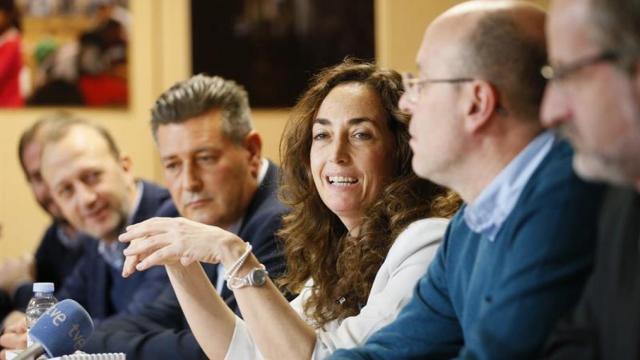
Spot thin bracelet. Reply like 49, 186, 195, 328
224, 242, 252, 280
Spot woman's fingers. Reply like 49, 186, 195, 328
122, 254, 139, 278
120, 217, 229, 275
136, 246, 179, 270
120, 217, 173, 243
123, 233, 171, 257
180, 256, 193, 267
121, 233, 174, 277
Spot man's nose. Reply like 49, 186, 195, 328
399, 92, 415, 114
76, 183, 98, 208
541, 84, 572, 129
182, 162, 203, 192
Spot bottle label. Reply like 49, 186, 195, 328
26, 331, 33, 348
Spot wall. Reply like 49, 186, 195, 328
0, 0, 193, 258
375, 0, 549, 71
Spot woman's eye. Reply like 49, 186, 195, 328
353, 131, 372, 140
197, 155, 215, 163
313, 132, 328, 141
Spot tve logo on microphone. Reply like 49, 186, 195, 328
28, 299, 94, 357
44, 305, 67, 325
42, 304, 89, 349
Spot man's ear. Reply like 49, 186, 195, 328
244, 131, 262, 159
462, 80, 500, 133
119, 154, 133, 174
243, 131, 263, 176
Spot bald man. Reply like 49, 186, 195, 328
330, 1, 603, 359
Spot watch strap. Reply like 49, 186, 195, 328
227, 264, 268, 289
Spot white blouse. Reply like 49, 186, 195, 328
224, 218, 449, 360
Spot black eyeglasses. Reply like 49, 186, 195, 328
541, 51, 619, 82
402, 72, 474, 103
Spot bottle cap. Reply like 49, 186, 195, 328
33, 282, 55, 293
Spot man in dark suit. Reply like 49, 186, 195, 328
38, 119, 177, 322
55, 178, 176, 321
83, 74, 288, 359
0, 118, 177, 355
0, 115, 85, 320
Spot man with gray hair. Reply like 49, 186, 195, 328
83, 74, 288, 359
541, 0, 640, 358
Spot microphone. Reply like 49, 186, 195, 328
15, 299, 94, 360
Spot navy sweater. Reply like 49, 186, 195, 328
331, 141, 604, 360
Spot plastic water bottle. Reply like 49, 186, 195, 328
25, 282, 57, 346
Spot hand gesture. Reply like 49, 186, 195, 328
120, 217, 240, 277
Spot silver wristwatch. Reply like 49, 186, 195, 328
227, 265, 269, 289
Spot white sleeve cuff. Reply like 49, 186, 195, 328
224, 316, 264, 360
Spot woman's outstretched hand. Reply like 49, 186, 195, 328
119, 217, 239, 277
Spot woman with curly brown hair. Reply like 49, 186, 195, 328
120, 59, 460, 359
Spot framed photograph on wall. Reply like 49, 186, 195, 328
0, 0, 130, 108
192, 0, 375, 107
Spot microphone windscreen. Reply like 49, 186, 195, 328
29, 299, 94, 357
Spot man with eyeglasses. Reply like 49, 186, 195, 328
329, 1, 604, 359
541, 0, 640, 359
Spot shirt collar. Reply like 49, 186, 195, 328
99, 181, 144, 269
98, 240, 127, 270
257, 158, 268, 185
55, 223, 81, 250
216, 159, 268, 293
225, 159, 268, 235
125, 181, 144, 226
463, 131, 557, 241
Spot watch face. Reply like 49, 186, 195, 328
251, 268, 268, 286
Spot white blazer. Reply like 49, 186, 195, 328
225, 217, 449, 360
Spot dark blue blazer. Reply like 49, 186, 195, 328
85, 161, 288, 360
57, 180, 177, 322
0, 289, 11, 321
34, 222, 85, 290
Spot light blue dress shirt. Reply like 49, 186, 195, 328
464, 130, 556, 241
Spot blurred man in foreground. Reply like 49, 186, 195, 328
542, 0, 640, 358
